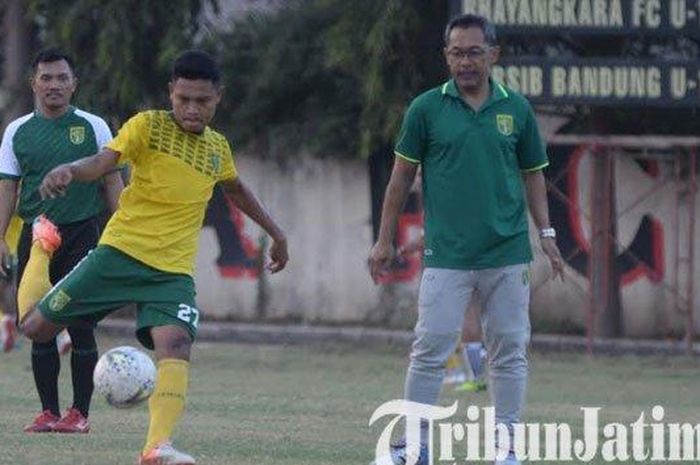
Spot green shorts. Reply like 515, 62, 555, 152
38, 245, 199, 349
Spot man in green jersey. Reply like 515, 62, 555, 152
369, 14, 564, 465
0, 49, 123, 433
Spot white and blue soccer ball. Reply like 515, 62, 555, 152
93, 346, 156, 409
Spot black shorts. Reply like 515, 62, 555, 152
17, 215, 104, 286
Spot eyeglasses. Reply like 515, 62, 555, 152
447, 47, 489, 61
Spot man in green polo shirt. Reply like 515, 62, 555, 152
369, 14, 564, 465
0, 48, 123, 434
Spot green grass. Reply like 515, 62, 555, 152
1, 335, 699, 464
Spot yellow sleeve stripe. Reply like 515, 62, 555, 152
521, 161, 550, 173
394, 151, 420, 164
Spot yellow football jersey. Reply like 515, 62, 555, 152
4, 215, 22, 254
101, 111, 237, 275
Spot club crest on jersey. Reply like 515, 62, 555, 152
496, 114, 514, 136
69, 126, 85, 145
48, 290, 71, 312
208, 153, 221, 174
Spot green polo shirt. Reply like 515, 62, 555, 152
0, 106, 112, 224
395, 79, 548, 270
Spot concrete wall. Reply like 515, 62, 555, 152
195, 155, 382, 324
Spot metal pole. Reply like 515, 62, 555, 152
591, 146, 619, 341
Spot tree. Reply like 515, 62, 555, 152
212, 0, 362, 158
27, 0, 217, 126
1, 0, 34, 129
213, 0, 449, 159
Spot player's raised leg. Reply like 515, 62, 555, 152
18, 215, 61, 323
18, 215, 66, 344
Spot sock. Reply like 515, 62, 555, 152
68, 327, 98, 417
445, 351, 462, 370
144, 359, 190, 452
466, 342, 486, 381
31, 339, 60, 416
17, 243, 52, 322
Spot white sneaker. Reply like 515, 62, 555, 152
57, 330, 71, 355
138, 442, 196, 465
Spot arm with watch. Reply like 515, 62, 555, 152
523, 169, 565, 281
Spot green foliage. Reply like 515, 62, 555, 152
212, 0, 361, 157
213, 0, 449, 159
28, 0, 216, 126
357, 0, 447, 157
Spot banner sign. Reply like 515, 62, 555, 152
459, 0, 700, 34
493, 59, 700, 106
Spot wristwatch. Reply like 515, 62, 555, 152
539, 227, 556, 239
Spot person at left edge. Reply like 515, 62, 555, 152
0, 48, 124, 433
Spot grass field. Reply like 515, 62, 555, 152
1, 334, 699, 465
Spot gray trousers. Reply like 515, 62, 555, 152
405, 265, 531, 440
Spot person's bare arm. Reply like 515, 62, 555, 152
220, 177, 288, 273
101, 170, 124, 213
523, 169, 564, 280
40, 148, 120, 199
369, 158, 418, 282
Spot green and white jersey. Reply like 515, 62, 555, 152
0, 106, 112, 224
395, 79, 548, 270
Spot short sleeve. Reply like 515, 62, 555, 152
107, 112, 149, 164
94, 118, 113, 149
394, 98, 427, 164
517, 104, 548, 172
75, 109, 113, 150
218, 141, 238, 182
0, 120, 22, 179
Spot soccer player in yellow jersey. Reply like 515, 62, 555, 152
21, 50, 289, 465
0, 215, 21, 352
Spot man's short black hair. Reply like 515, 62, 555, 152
32, 48, 76, 74
444, 14, 497, 46
172, 50, 220, 84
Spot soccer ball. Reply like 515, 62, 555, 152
93, 346, 156, 409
